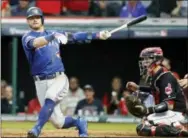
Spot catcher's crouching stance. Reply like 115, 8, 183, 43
126, 47, 188, 137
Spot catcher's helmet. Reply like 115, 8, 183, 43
139, 47, 163, 77
26, 7, 44, 24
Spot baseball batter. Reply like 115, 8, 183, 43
22, 7, 111, 137
125, 47, 188, 137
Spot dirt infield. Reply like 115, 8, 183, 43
2, 129, 137, 137
1, 121, 138, 137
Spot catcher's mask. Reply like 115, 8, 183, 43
139, 47, 163, 79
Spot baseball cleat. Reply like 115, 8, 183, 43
76, 117, 88, 137
79, 134, 88, 137
27, 127, 40, 138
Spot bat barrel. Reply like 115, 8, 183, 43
127, 15, 147, 27
109, 15, 147, 34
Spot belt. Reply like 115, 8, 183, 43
33, 72, 63, 81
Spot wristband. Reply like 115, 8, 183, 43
87, 32, 93, 40
148, 107, 155, 114
148, 102, 168, 115
44, 34, 55, 42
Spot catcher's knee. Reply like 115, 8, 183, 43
136, 124, 154, 136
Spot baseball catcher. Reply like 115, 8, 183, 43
126, 47, 188, 137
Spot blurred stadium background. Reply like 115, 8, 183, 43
1, 0, 188, 137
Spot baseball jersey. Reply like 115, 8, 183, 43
22, 30, 97, 76
119, 1, 146, 18
150, 67, 186, 113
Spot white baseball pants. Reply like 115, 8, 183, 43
147, 110, 186, 126
34, 72, 69, 128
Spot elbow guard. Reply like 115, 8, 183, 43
67, 32, 93, 44
148, 102, 168, 114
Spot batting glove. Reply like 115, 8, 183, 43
99, 30, 111, 40
54, 33, 68, 45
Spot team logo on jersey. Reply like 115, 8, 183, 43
165, 83, 172, 95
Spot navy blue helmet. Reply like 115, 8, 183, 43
26, 7, 44, 24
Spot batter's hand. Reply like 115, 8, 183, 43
126, 81, 139, 92
54, 33, 68, 45
99, 30, 111, 40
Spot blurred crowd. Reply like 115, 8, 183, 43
1, 0, 188, 18
1, 76, 130, 116
1, 80, 27, 114
2, 57, 187, 117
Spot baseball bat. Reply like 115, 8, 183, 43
109, 15, 147, 34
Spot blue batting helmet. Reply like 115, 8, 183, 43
26, 7, 44, 24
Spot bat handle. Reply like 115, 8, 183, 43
109, 30, 115, 34
109, 28, 121, 34
109, 24, 128, 34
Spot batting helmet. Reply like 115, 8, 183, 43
26, 7, 44, 24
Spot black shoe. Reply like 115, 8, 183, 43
27, 130, 38, 138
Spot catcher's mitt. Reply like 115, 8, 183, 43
125, 95, 147, 118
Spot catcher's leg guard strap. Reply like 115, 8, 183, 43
155, 125, 181, 137
136, 124, 156, 136
137, 124, 182, 137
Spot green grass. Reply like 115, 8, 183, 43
88, 122, 136, 131
1, 121, 136, 131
